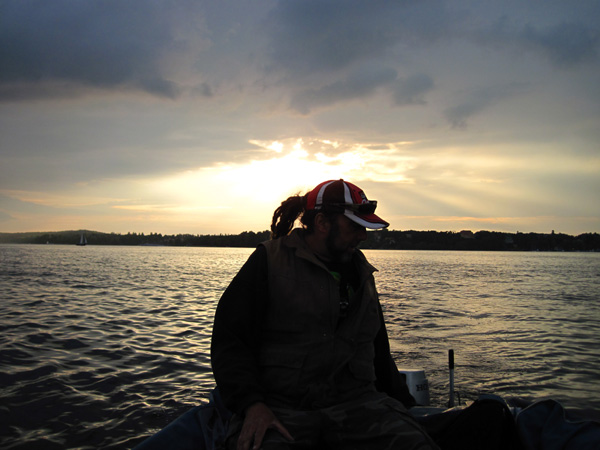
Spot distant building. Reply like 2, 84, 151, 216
460, 230, 475, 239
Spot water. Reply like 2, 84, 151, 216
1, 245, 599, 449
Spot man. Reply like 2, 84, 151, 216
211, 179, 438, 450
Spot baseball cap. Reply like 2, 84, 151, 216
305, 179, 389, 229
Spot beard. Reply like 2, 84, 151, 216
325, 219, 355, 263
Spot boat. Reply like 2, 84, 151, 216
133, 389, 600, 450
133, 350, 600, 449
76, 233, 87, 246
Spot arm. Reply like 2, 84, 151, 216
211, 246, 269, 414
211, 246, 293, 449
373, 302, 416, 408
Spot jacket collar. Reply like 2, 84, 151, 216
283, 228, 377, 276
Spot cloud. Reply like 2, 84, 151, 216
289, 69, 435, 113
392, 74, 434, 106
193, 82, 214, 98
3, 0, 597, 107
478, 14, 600, 69
444, 82, 530, 129
0, 100, 263, 191
290, 66, 398, 114
519, 21, 600, 67
0, 0, 209, 101
265, 0, 451, 76
0, 209, 13, 221
0, 192, 60, 216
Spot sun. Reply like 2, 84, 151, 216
138, 137, 417, 233
148, 140, 343, 224
217, 148, 335, 205
156, 137, 416, 211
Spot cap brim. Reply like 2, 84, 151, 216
344, 210, 389, 229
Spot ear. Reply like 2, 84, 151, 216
314, 212, 332, 235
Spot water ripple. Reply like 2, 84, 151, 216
1, 246, 599, 448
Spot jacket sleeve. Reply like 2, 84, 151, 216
210, 245, 269, 415
373, 302, 416, 408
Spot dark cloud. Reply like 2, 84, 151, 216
265, 0, 451, 76
0, 0, 207, 101
392, 74, 434, 105
289, 69, 435, 114
479, 15, 600, 68
519, 21, 599, 67
444, 82, 529, 129
4, 0, 595, 109
194, 82, 214, 98
266, 0, 600, 80
290, 66, 397, 114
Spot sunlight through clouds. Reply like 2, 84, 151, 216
249, 138, 416, 185
140, 137, 419, 232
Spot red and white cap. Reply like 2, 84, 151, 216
306, 179, 389, 229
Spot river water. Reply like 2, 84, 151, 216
1, 244, 599, 449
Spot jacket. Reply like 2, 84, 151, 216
258, 229, 381, 409
211, 229, 415, 415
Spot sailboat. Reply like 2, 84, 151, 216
77, 233, 87, 246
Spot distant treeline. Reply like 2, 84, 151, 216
1, 229, 599, 251
0, 230, 272, 248
363, 230, 600, 252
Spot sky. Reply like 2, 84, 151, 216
1, 0, 599, 236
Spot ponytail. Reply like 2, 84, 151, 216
270, 192, 339, 239
270, 194, 306, 239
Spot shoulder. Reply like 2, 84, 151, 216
261, 229, 304, 252
231, 245, 268, 281
353, 249, 377, 274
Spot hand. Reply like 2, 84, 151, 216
236, 402, 293, 450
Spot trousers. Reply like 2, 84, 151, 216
225, 392, 439, 450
